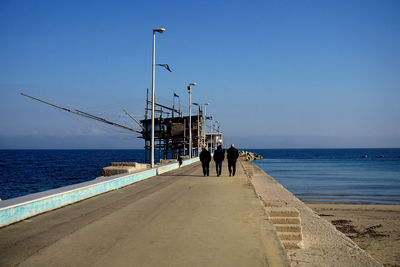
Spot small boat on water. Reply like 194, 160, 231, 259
361, 155, 368, 158
376, 155, 384, 158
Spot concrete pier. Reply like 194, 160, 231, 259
0, 160, 289, 267
0, 158, 198, 228
0, 158, 381, 266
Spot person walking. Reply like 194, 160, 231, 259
227, 144, 239, 176
177, 152, 183, 167
213, 145, 225, 177
200, 147, 211, 176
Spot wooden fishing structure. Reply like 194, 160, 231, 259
140, 89, 205, 163
21, 90, 222, 164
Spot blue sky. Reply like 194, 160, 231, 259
0, 0, 399, 149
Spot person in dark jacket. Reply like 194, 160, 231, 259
213, 145, 225, 176
199, 147, 211, 176
177, 152, 183, 167
227, 144, 239, 176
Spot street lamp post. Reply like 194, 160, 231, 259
151, 28, 165, 168
203, 103, 209, 150
210, 117, 213, 153
193, 102, 201, 154
215, 120, 220, 146
187, 83, 196, 158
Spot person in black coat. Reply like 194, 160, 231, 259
227, 144, 239, 176
213, 145, 225, 177
177, 152, 183, 167
199, 147, 211, 176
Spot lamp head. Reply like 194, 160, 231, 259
204, 103, 209, 106
153, 28, 165, 33
189, 82, 197, 86
192, 102, 199, 106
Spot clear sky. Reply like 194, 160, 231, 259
0, 0, 399, 149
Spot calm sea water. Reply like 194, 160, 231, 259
252, 148, 400, 204
1, 149, 400, 204
0, 150, 145, 200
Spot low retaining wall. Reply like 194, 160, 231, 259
0, 157, 199, 228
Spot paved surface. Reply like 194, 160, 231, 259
0, 160, 288, 267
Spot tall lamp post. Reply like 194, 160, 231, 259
151, 28, 165, 168
192, 102, 201, 154
203, 103, 209, 150
215, 120, 220, 146
210, 116, 213, 153
187, 82, 196, 158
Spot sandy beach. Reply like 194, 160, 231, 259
306, 203, 400, 267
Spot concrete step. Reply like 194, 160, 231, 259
274, 224, 301, 233
270, 217, 300, 225
281, 240, 302, 250
278, 232, 302, 241
266, 207, 299, 217
266, 206, 303, 249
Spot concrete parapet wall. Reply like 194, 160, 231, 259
102, 162, 150, 176
159, 159, 177, 164
110, 162, 148, 167
101, 166, 138, 176
0, 157, 199, 228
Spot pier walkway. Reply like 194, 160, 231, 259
0, 160, 288, 266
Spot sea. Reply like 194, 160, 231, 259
0, 150, 145, 200
252, 148, 400, 205
1, 148, 400, 204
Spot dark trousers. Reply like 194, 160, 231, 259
228, 160, 237, 176
216, 161, 222, 176
201, 162, 210, 176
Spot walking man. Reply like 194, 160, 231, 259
227, 144, 239, 176
177, 152, 183, 167
200, 147, 211, 176
213, 144, 225, 177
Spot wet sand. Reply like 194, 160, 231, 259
306, 203, 400, 267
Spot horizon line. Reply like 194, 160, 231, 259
1, 147, 399, 150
